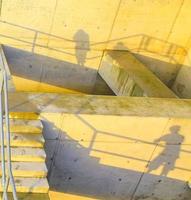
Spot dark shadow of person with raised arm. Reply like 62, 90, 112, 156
73, 29, 90, 66
147, 125, 184, 176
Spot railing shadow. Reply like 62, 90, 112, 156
0, 20, 189, 93
0, 20, 187, 64
7, 92, 191, 199
43, 117, 191, 200
3, 45, 113, 95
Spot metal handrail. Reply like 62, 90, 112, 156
0, 46, 17, 200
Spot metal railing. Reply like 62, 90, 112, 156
0, 46, 17, 200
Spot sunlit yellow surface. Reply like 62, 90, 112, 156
12, 75, 85, 94
9, 112, 39, 120
10, 125, 42, 134
0, 0, 191, 93
40, 113, 191, 183
49, 191, 99, 200
0, 170, 46, 178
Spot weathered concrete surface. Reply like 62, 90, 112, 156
99, 50, 177, 98
4, 46, 113, 95
7, 92, 191, 199
8, 92, 191, 118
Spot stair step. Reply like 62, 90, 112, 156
1, 147, 46, 162
0, 132, 45, 147
10, 132, 44, 148
9, 112, 39, 120
0, 162, 47, 178
9, 119, 43, 134
4, 193, 49, 200
0, 178, 49, 193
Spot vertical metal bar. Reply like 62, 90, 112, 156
3, 70, 17, 200
2, 178, 9, 200
0, 79, 8, 200
32, 31, 38, 53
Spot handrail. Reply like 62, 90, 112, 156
0, 45, 17, 200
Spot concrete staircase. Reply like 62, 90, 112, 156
0, 113, 49, 195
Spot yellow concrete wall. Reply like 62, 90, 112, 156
0, 0, 191, 92
41, 112, 191, 199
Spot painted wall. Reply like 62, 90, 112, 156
0, 0, 191, 93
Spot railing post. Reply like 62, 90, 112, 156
0, 75, 8, 200
0, 45, 17, 200
3, 70, 17, 200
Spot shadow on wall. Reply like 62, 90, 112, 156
43, 116, 191, 200
3, 45, 113, 95
4, 44, 182, 95
0, 20, 187, 63
0, 20, 189, 95
73, 29, 90, 66
147, 125, 184, 176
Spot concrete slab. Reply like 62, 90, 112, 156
99, 51, 177, 98
8, 92, 191, 118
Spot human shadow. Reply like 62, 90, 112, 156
42, 120, 191, 200
147, 125, 184, 176
73, 29, 90, 66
